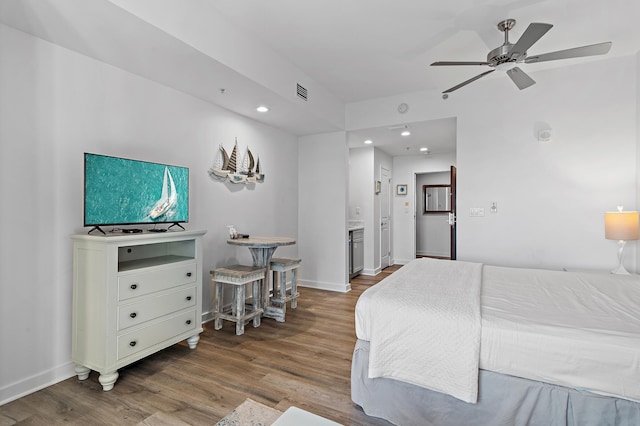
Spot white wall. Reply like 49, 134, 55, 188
456, 57, 636, 271
0, 23, 299, 404
637, 50, 640, 269
349, 147, 376, 273
298, 131, 349, 292
348, 147, 395, 275
373, 149, 393, 270
351, 56, 637, 271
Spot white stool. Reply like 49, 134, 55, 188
210, 265, 265, 335
269, 258, 301, 321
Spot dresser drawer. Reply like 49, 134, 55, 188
118, 262, 196, 301
117, 309, 197, 361
117, 286, 197, 331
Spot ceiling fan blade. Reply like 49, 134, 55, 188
509, 23, 553, 59
431, 61, 490, 66
442, 69, 495, 94
506, 67, 536, 90
525, 42, 612, 63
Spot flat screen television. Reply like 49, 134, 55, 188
84, 153, 189, 233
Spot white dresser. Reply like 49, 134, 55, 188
71, 229, 207, 391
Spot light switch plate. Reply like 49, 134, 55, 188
470, 207, 485, 217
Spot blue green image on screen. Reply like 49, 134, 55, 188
84, 153, 189, 226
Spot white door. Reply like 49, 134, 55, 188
380, 167, 391, 268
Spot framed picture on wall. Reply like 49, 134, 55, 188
397, 184, 407, 195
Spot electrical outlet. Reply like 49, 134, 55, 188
470, 207, 485, 217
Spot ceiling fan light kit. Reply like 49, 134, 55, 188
431, 19, 612, 94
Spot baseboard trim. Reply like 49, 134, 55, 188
361, 267, 382, 276
202, 311, 214, 324
299, 279, 350, 293
1, 362, 76, 406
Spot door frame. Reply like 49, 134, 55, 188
449, 165, 457, 260
413, 166, 457, 260
380, 166, 391, 268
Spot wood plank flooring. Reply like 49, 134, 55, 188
0, 266, 402, 426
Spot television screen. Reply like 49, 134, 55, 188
84, 153, 189, 228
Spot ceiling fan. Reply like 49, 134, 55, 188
431, 19, 612, 94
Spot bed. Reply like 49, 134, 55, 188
351, 258, 640, 426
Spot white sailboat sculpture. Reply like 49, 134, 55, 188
149, 166, 177, 219
255, 155, 264, 182
227, 139, 246, 183
209, 139, 265, 184
240, 146, 257, 183
209, 144, 230, 178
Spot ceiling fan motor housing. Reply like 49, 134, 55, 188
488, 43, 517, 66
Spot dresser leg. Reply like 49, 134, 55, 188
75, 365, 91, 381
187, 334, 200, 349
98, 371, 119, 391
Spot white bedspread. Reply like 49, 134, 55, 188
481, 265, 640, 402
355, 258, 483, 403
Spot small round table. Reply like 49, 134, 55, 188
227, 236, 295, 266
227, 236, 296, 320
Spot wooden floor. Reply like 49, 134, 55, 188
0, 266, 402, 426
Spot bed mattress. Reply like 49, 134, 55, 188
480, 265, 640, 402
355, 259, 640, 402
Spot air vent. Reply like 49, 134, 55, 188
296, 83, 308, 101
388, 124, 408, 131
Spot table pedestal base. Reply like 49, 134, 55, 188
227, 237, 296, 323
264, 305, 286, 322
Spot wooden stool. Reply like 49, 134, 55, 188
270, 258, 301, 321
210, 265, 266, 335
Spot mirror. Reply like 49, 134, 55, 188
423, 185, 451, 213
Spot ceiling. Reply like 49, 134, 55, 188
347, 118, 457, 157
209, 0, 640, 157
210, 0, 640, 102
1, 0, 639, 157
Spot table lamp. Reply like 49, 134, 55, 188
604, 206, 639, 275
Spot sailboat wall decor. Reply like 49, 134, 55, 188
208, 144, 230, 178
208, 138, 265, 185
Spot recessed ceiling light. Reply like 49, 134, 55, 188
420, 147, 429, 152
364, 139, 373, 145
401, 130, 411, 137
256, 105, 269, 113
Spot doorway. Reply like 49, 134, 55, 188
415, 166, 456, 260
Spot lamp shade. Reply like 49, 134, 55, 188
604, 211, 640, 241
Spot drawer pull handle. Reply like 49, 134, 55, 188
186, 296, 192, 301
186, 272, 192, 277
130, 284, 138, 290
129, 312, 137, 318
186, 320, 192, 325
129, 341, 137, 347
